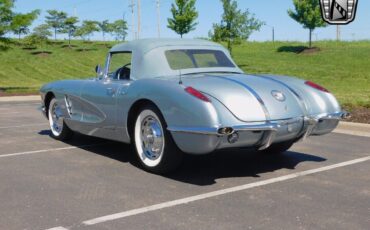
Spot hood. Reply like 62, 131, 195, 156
182, 74, 304, 122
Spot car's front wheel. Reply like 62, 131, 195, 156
48, 98, 73, 140
133, 104, 183, 174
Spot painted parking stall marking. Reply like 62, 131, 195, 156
0, 123, 47, 129
46, 227, 69, 230
0, 143, 106, 159
77, 155, 370, 226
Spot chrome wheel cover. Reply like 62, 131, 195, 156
48, 100, 64, 137
135, 110, 165, 167
141, 116, 164, 160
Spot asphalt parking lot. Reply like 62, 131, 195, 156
0, 99, 369, 230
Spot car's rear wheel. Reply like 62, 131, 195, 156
261, 140, 295, 154
133, 104, 183, 174
48, 98, 73, 140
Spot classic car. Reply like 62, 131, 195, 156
40, 38, 348, 173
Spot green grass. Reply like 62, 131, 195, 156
0, 39, 115, 93
233, 41, 370, 108
0, 39, 369, 107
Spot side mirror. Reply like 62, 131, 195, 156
95, 64, 101, 73
95, 65, 103, 78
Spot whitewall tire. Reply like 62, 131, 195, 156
48, 98, 73, 140
133, 104, 183, 174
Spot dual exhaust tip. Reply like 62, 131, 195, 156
218, 127, 239, 144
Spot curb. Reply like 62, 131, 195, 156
339, 121, 370, 128
334, 121, 370, 138
0, 95, 40, 102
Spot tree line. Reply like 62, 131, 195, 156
1, 0, 326, 52
168, 0, 326, 51
0, 0, 128, 48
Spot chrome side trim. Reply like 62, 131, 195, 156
208, 75, 271, 120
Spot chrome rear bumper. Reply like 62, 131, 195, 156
168, 111, 349, 152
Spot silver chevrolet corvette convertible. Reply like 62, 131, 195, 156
40, 39, 348, 173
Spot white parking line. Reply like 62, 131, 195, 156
0, 143, 106, 159
45, 227, 69, 230
82, 155, 370, 226
0, 103, 40, 107
0, 123, 47, 129
0, 112, 20, 115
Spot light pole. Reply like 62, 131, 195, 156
129, 0, 136, 40
137, 0, 141, 39
336, 25, 341, 41
266, 25, 275, 43
156, 0, 161, 38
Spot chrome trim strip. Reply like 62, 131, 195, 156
258, 130, 278, 150
232, 123, 278, 131
168, 123, 280, 136
314, 111, 350, 120
257, 75, 309, 116
208, 75, 271, 120
167, 126, 219, 135
168, 117, 306, 136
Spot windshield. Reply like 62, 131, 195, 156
165, 49, 235, 70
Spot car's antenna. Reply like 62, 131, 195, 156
179, 70, 183, 85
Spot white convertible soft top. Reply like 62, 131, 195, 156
108, 38, 243, 80
110, 38, 223, 54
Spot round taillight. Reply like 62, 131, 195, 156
185, 87, 210, 102
305, 81, 329, 93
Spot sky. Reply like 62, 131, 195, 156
13, 0, 370, 42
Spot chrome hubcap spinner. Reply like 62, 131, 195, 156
140, 116, 164, 160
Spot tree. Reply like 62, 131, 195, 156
167, 0, 198, 38
11, 10, 40, 40
98, 20, 112, 41
288, 0, 327, 48
210, 0, 263, 54
63, 16, 79, 47
45, 10, 67, 40
109, 19, 128, 41
33, 24, 52, 39
24, 24, 51, 48
74, 20, 99, 41
0, 0, 14, 38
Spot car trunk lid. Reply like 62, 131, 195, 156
182, 73, 304, 122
